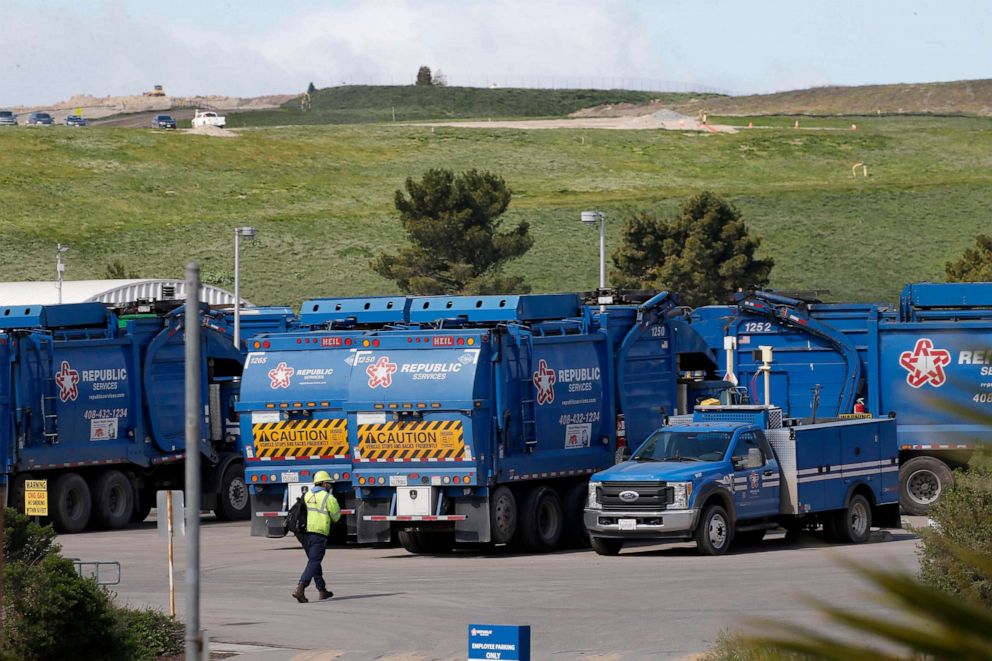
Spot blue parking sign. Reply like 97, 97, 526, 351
468, 624, 530, 661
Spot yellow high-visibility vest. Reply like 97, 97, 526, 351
304, 489, 341, 536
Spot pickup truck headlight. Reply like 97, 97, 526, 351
587, 481, 602, 510
671, 482, 692, 509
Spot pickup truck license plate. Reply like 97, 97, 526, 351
618, 519, 637, 531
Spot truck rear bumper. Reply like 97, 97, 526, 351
584, 508, 698, 539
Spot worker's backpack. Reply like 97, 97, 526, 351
285, 495, 308, 541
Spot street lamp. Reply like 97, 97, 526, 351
55, 243, 70, 304
580, 211, 606, 311
233, 226, 257, 348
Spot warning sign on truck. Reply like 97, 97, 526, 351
357, 420, 466, 461
252, 419, 348, 459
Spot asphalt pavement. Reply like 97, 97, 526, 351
58, 516, 925, 660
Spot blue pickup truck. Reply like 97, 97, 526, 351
585, 406, 900, 555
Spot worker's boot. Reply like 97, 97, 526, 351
292, 583, 308, 603
317, 588, 334, 601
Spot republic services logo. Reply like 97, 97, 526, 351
268, 361, 295, 389
899, 338, 951, 388
533, 359, 556, 405
55, 360, 79, 402
367, 356, 398, 389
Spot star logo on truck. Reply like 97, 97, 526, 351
55, 360, 79, 402
533, 359, 556, 405
899, 338, 951, 388
268, 361, 294, 389
367, 356, 397, 389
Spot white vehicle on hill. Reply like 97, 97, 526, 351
191, 110, 226, 128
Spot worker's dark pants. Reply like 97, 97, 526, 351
300, 532, 328, 590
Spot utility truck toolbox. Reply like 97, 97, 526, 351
586, 405, 900, 556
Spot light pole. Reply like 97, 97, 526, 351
580, 211, 606, 311
233, 227, 256, 348
55, 243, 70, 304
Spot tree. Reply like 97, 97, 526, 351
946, 234, 992, 282
104, 260, 138, 279
415, 65, 433, 86
371, 169, 533, 294
307, 81, 317, 94
611, 191, 773, 307
433, 69, 448, 87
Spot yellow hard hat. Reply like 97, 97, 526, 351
699, 398, 721, 406
313, 470, 332, 484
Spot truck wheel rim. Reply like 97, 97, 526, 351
708, 513, 727, 548
493, 493, 513, 536
229, 478, 248, 510
109, 484, 127, 516
907, 470, 941, 505
851, 501, 869, 537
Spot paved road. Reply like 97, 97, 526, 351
59, 517, 923, 660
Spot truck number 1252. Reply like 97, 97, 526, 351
743, 322, 773, 333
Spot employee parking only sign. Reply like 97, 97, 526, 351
468, 624, 530, 661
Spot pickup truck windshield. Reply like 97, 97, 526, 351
632, 430, 732, 463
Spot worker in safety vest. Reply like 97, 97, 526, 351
292, 471, 342, 603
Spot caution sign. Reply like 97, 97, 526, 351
252, 419, 348, 459
25, 480, 48, 516
357, 420, 466, 461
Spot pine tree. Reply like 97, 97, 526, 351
371, 169, 533, 294
946, 234, 992, 282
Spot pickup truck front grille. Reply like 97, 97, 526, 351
600, 481, 672, 511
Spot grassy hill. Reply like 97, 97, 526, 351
226, 85, 720, 127
670, 79, 992, 117
0, 114, 990, 308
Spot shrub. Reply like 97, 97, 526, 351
114, 607, 185, 660
4, 507, 59, 564
917, 452, 992, 608
3, 554, 119, 660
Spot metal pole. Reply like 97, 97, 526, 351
233, 231, 241, 349
184, 262, 203, 660
167, 491, 175, 618
599, 216, 607, 313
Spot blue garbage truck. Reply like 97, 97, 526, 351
236, 291, 735, 550
0, 300, 293, 532
691, 282, 992, 515
237, 296, 412, 538
585, 405, 900, 555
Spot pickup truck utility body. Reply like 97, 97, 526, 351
191, 110, 226, 128
586, 405, 900, 555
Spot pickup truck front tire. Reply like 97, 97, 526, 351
695, 504, 732, 556
590, 536, 623, 556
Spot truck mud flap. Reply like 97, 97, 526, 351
250, 490, 288, 538
455, 496, 490, 544
875, 502, 901, 529
357, 499, 392, 544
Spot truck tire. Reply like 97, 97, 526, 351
91, 470, 134, 530
694, 503, 732, 556
489, 486, 517, 545
900, 456, 953, 516
9, 473, 35, 515
835, 494, 872, 544
50, 473, 92, 534
518, 486, 564, 552
561, 482, 591, 549
215, 463, 250, 521
590, 536, 623, 556
398, 530, 454, 554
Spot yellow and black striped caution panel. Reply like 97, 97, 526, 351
252, 419, 348, 458
357, 420, 466, 461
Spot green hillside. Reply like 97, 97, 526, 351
226, 85, 719, 126
1, 115, 990, 308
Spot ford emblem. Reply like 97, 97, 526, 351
618, 490, 639, 502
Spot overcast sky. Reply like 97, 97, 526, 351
2, 0, 989, 106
